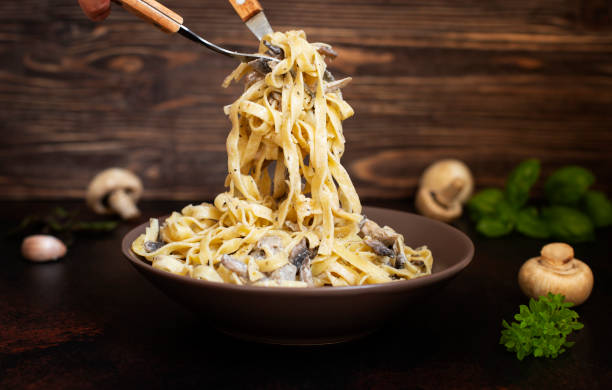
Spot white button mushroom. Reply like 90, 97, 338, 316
21, 234, 67, 262
86, 168, 143, 220
420, 159, 474, 204
518, 242, 594, 305
415, 159, 474, 222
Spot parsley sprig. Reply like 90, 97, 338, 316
500, 293, 584, 360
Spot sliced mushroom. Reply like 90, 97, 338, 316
250, 235, 283, 259
358, 218, 399, 247
359, 218, 408, 263
324, 77, 352, 93
144, 218, 163, 252
392, 240, 408, 269
270, 263, 298, 281
144, 241, 164, 253
288, 238, 317, 286
289, 238, 311, 268
299, 260, 315, 287
363, 238, 395, 258
248, 58, 276, 75
312, 42, 338, 59
86, 167, 143, 220
220, 254, 248, 278
244, 71, 264, 88
263, 40, 284, 57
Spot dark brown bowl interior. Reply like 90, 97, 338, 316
122, 206, 474, 345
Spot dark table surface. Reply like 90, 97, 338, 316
1, 199, 611, 390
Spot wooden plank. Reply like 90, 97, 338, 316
0, 0, 611, 201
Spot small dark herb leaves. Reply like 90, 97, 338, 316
500, 293, 583, 360
9, 206, 118, 246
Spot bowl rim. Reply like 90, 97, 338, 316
121, 206, 474, 296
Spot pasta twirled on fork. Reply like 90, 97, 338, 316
132, 30, 433, 287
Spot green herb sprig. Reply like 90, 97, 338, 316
468, 159, 611, 242
500, 293, 584, 360
9, 206, 118, 246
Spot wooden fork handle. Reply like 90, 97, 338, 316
112, 0, 184, 33
228, 0, 263, 22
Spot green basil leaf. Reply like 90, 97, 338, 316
475, 199, 517, 237
583, 190, 612, 228
505, 159, 541, 208
496, 200, 518, 223
541, 206, 595, 243
544, 166, 595, 205
477, 217, 514, 238
516, 207, 551, 238
467, 188, 505, 221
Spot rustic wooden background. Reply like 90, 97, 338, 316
1, 0, 611, 201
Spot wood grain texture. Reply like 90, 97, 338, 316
140, 0, 184, 25
228, 0, 264, 22
115, 0, 183, 33
0, 0, 611, 201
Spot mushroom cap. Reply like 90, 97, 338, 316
415, 186, 462, 223
420, 159, 474, 204
86, 168, 143, 214
518, 245, 594, 305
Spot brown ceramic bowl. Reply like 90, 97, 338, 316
121, 206, 474, 345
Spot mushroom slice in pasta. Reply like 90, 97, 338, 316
358, 218, 399, 247
220, 254, 248, 278
250, 235, 283, 259
270, 263, 298, 281
289, 238, 312, 268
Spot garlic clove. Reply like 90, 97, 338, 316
21, 234, 67, 263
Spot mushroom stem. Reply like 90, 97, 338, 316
433, 178, 465, 207
541, 242, 573, 267
108, 189, 140, 219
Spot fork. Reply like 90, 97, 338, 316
110, 0, 277, 63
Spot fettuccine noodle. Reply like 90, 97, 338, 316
132, 31, 433, 287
